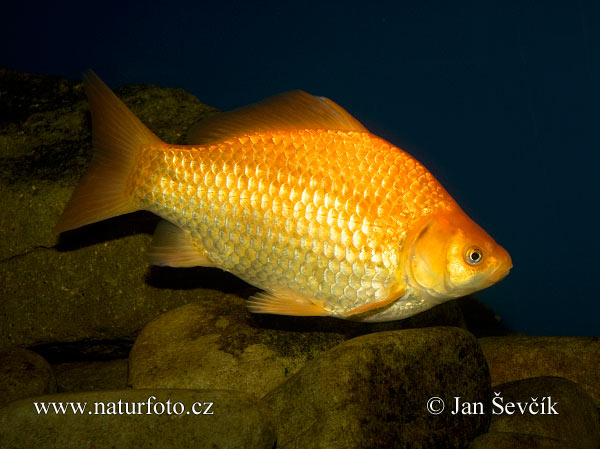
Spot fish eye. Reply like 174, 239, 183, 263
465, 247, 483, 265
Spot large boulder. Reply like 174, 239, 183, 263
129, 301, 344, 396
53, 359, 129, 392
128, 300, 469, 397
486, 377, 600, 449
0, 346, 56, 407
0, 68, 222, 349
262, 327, 491, 449
479, 336, 600, 406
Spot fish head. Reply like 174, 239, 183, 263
408, 210, 512, 300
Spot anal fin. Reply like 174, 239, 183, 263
146, 220, 215, 268
247, 288, 330, 316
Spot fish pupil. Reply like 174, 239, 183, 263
465, 247, 482, 265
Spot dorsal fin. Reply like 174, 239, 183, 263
187, 90, 368, 144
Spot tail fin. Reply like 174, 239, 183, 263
55, 71, 162, 233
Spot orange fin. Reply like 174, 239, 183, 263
247, 288, 330, 316
54, 70, 163, 233
187, 90, 368, 144
146, 220, 216, 268
343, 288, 405, 317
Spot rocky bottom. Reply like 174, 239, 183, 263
1, 307, 599, 449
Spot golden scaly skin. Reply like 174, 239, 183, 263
129, 129, 456, 320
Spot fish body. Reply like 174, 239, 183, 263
56, 72, 512, 322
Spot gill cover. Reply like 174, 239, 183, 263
409, 211, 512, 299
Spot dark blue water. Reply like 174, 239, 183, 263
3, 1, 598, 335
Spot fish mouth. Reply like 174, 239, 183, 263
489, 257, 513, 283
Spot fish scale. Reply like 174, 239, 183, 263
131, 129, 453, 315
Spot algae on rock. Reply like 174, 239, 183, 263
263, 327, 492, 449
0, 68, 220, 350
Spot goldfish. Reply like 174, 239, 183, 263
55, 71, 512, 322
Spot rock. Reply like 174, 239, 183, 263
128, 300, 470, 397
0, 389, 275, 449
0, 346, 56, 407
488, 377, 600, 449
262, 327, 491, 449
53, 359, 129, 392
0, 68, 225, 349
0, 69, 83, 127
468, 432, 577, 449
0, 68, 218, 186
129, 302, 342, 397
479, 336, 600, 406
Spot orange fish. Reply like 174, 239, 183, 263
55, 71, 512, 322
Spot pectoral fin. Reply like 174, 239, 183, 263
146, 220, 215, 268
247, 288, 330, 316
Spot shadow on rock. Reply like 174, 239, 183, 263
55, 211, 160, 251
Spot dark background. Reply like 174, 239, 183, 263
3, 1, 598, 336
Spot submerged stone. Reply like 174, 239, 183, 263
479, 336, 600, 407
0, 69, 220, 349
262, 326, 491, 449
0, 346, 56, 407
53, 359, 129, 392
488, 376, 600, 449
128, 300, 470, 397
